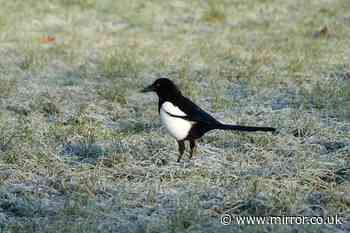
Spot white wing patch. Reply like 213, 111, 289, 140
161, 102, 187, 117
160, 101, 192, 140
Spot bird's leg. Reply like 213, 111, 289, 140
177, 140, 185, 162
189, 139, 196, 159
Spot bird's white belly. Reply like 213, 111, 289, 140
160, 108, 192, 141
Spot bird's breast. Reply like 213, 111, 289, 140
159, 102, 193, 140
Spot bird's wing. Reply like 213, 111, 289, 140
162, 102, 187, 117
165, 97, 220, 125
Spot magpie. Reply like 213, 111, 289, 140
141, 78, 276, 162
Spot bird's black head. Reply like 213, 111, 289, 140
141, 78, 181, 100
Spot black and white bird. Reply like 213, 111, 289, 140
142, 78, 276, 162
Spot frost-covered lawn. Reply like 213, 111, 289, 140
0, 0, 349, 232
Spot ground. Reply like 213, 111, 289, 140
0, 0, 350, 232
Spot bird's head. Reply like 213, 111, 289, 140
141, 78, 181, 99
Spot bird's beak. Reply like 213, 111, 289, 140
141, 84, 154, 93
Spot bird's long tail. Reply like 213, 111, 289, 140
214, 124, 276, 132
